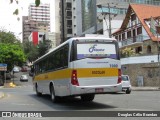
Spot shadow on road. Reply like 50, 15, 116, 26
29, 94, 118, 110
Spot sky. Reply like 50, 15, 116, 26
0, 0, 55, 41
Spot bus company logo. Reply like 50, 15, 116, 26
89, 45, 105, 53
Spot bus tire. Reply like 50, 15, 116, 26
35, 84, 42, 96
50, 85, 59, 103
81, 94, 95, 102
126, 89, 131, 94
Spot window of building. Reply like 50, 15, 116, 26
135, 46, 142, 54
127, 31, 131, 38
122, 33, 125, 40
131, 14, 136, 21
115, 36, 118, 40
147, 45, 151, 53
119, 34, 121, 41
137, 27, 142, 35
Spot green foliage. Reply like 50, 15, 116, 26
0, 30, 26, 70
0, 43, 26, 71
0, 30, 20, 44
23, 41, 39, 62
23, 40, 50, 62
38, 41, 49, 56
121, 47, 135, 57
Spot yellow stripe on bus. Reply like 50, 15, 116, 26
77, 68, 118, 78
34, 68, 118, 81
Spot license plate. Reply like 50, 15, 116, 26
95, 88, 104, 93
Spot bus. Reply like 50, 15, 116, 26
32, 37, 122, 102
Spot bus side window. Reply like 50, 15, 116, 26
62, 45, 69, 68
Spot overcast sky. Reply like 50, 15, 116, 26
0, 0, 55, 41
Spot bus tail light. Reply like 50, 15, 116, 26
71, 70, 79, 86
117, 69, 122, 84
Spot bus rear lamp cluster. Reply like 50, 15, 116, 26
117, 69, 122, 84
71, 70, 79, 86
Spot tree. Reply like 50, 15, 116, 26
23, 41, 39, 62
38, 41, 50, 56
0, 43, 26, 71
0, 30, 20, 44
23, 40, 51, 62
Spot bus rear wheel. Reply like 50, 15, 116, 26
50, 85, 59, 103
81, 94, 95, 102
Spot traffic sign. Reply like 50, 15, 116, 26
0, 63, 7, 71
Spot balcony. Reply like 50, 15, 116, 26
120, 35, 149, 47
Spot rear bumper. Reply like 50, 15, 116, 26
122, 87, 131, 91
70, 84, 122, 96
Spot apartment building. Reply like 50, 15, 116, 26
22, 16, 39, 42
28, 3, 50, 32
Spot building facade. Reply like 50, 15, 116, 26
28, 3, 50, 32
22, 16, 39, 42
82, 0, 160, 37
113, 4, 160, 87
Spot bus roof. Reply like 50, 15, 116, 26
33, 37, 116, 63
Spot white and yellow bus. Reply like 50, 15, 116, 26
33, 37, 122, 102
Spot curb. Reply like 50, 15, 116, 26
132, 87, 160, 91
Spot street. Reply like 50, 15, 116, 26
0, 71, 160, 120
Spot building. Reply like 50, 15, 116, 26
54, 0, 61, 46
28, 31, 57, 51
28, 3, 50, 32
28, 31, 47, 46
22, 3, 50, 43
81, 0, 160, 37
22, 16, 39, 42
112, 4, 160, 87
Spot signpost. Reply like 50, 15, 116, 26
0, 63, 7, 84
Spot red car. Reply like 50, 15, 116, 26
21, 67, 27, 72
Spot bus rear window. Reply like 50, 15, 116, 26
76, 43, 117, 59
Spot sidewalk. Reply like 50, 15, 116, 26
132, 86, 160, 91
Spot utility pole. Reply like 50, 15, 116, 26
94, 0, 97, 34
108, 3, 112, 38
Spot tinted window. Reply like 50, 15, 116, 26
34, 44, 69, 74
122, 76, 129, 81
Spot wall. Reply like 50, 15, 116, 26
122, 63, 160, 87
143, 40, 158, 55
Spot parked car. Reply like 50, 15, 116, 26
122, 75, 131, 94
21, 67, 27, 72
13, 67, 20, 73
20, 75, 28, 82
